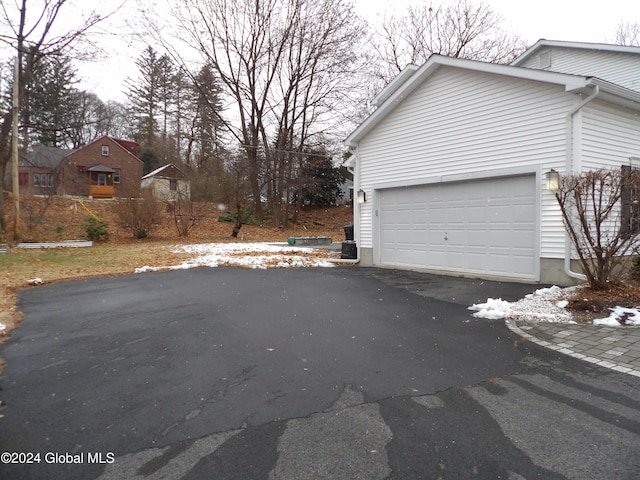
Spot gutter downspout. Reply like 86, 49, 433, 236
563, 84, 599, 281
330, 148, 360, 265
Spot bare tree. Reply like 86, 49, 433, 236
615, 21, 640, 46
100, 100, 132, 140
554, 168, 640, 290
63, 91, 116, 148
156, 0, 367, 226
0, 0, 116, 235
267, 0, 365, 227
371, 0, 526, 84
167, 0, 285, 223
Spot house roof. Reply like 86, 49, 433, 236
511, 39, 640, 67
65, 136, 143, 165
141, 164, 188, 180
345, 54, 640, 147
19, 145, 75, 168
88, 164, 117, 173
371, 64, 420, 107
112, 138, 138, 156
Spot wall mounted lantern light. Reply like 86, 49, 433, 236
545, 169, 560, 192
357, 189, 366, 204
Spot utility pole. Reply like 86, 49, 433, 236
11, 55, 20, 240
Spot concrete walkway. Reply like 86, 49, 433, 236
506, 320, 640, 377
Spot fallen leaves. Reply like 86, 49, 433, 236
564, 283, 640, 324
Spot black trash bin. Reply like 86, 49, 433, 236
344, 222, 354, 241
341, 241, 357, 259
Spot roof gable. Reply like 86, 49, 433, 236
512, 40, 640, 93
347, 56, 588, 147
66, 136, 143, 165
513, 39, 640, 66
346, 54, 640, 147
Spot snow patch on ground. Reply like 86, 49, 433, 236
467, 298, 512, 320
470, 284, 640, 327
593, 306, 640, 327
469, 285, 577, 323
134, 242, 335, 273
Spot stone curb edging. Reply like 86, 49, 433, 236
505, 319, 640, 378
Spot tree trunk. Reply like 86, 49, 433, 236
0, 159, 7, 233
231, 202, 243, 238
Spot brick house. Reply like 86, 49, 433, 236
19, 136, 144, 198
57, 137, 143, 198
18, 145, 73, 196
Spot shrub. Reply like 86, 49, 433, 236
112, 188, 162, 239
169, 192, 203, 237
84, 217, 110, 242
630, 256, 640, 282
55, 224, 65, 237
554, 168, 640, 289
217, 207, 259, 226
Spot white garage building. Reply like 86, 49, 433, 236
345, 40, 640, 285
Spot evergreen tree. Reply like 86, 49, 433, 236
292, 150, 346, 206
23, 54, 78, 148
127, 46, 182, 172
127, 46, 162, 145
191, 65, 225, 172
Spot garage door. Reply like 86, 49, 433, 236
378, 175, 537, 280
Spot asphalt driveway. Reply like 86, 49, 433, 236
1, 267, 639, 479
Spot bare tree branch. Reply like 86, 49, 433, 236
370, 0, 526, 85
615, 21, 640, 46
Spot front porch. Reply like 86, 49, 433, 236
89, 184, 115, 198
88, 164, 116, 199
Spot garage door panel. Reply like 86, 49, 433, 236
379, 175, 537, 280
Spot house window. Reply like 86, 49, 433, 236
113, 168, 121, 184
169, 179, 177, 191
621, 164, 640, 236
101, 145, 109, 156
33, 173, 55, 188
19, 172, 28, 187
98, 173, 107, 185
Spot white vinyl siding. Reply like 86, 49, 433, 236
356, 67, 572, 254
517, 47, 640, 93
580, 101, 640, 170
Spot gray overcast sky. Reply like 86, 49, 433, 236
4, 0, 637, 102
357, 0, 639, 44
